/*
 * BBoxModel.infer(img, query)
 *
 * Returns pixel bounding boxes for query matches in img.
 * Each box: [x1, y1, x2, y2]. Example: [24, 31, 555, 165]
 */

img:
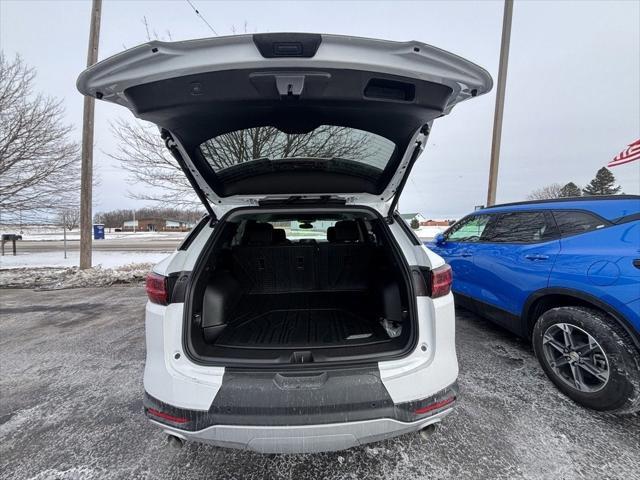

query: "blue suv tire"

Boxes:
[532, 306, 640, 414]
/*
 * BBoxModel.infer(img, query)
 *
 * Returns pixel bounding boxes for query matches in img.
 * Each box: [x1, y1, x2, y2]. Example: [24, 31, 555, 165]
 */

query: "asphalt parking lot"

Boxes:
[1, 286, 638, 480]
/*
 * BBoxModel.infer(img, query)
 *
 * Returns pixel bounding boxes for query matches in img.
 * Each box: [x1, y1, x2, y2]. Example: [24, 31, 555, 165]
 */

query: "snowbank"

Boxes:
[0, 263, 155, 289]
[0, 251, 172, 289]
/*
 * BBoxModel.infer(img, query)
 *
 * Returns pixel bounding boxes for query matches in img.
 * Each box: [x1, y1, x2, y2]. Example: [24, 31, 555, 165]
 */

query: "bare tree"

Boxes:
[58, 207, 81, 231]
[200, 125, 371, 170]
[108, 119, 199, 207]
[0, 54, 80, 223]
[527, 183, 563, 200]
[109, 120, 371, 208]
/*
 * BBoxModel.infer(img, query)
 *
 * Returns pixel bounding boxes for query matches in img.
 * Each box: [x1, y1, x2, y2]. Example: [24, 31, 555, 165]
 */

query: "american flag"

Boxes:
[608, 139, 640, 167]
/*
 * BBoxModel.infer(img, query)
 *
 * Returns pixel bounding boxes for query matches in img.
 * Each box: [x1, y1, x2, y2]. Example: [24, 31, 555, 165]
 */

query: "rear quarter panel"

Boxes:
[549, 220, 640, 332]
[379, 222, 457, 403]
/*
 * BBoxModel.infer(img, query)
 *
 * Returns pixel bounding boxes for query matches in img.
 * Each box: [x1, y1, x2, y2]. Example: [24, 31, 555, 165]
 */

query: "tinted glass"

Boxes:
[200, 126, 396, 173]
[446, 215, 491, 242]
[484, 212, 557, 243]
[268, 220, 337, 241]
[553, 211, 608, 236]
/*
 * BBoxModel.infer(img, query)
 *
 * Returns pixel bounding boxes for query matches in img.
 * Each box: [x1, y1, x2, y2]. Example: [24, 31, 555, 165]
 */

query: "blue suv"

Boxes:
[429, 195, 640, 413]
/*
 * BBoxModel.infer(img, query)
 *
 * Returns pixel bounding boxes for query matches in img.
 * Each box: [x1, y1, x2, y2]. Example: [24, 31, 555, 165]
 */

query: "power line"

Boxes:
[185, 0, 218, 36]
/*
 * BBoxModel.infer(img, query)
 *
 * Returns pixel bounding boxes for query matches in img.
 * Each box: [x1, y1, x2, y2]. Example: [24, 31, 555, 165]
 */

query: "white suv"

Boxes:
[78, 33, 491, 454]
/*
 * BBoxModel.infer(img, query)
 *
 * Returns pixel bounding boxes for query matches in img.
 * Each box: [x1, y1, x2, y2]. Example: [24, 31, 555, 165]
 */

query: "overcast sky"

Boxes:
[1, 0, 638, 218]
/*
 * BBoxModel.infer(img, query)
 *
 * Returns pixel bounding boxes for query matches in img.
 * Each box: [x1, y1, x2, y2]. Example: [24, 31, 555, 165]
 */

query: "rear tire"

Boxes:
[532, 306, 640, 414]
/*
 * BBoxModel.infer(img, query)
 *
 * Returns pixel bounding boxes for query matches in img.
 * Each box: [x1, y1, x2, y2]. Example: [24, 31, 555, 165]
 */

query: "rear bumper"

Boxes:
[144, 381, 457, 453]
[151, 407, 453, 454]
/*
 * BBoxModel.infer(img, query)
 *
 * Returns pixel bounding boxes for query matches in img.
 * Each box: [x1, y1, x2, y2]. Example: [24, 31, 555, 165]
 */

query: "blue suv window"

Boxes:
[483, 211, 558, 243]
[446, 214, 491, 242]
[552, 210, 609, 237]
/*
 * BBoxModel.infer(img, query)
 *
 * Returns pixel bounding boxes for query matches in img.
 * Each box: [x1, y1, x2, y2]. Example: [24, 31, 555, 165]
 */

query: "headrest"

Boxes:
[333, 220, 359, 242]
[244, 223, 273, 245]
[272, 228, 287, 244]
[326, 226, 336, 242]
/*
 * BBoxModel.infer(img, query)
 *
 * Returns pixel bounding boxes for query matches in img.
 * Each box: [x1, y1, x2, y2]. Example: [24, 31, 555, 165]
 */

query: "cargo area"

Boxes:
[184, 209, 416, 365]
[214, 292, 389, 349]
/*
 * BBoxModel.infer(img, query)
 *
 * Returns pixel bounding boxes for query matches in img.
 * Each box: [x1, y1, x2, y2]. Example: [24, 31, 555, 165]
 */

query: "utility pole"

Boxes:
[486, 0, 514, 207]
[79, 0, 102, 269]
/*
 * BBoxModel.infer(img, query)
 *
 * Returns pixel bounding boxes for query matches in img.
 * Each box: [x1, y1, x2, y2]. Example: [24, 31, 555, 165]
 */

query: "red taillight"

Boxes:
[146, 407, 188, 424]
[430, 264, 452, 298]
[414, 396, 456, 415]
[146, 272, 168, 305]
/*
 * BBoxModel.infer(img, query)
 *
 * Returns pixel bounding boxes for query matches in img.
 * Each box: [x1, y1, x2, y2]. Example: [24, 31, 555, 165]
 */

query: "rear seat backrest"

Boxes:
[244, 223, 274, 245]
[231, 220, 373, 294]
[272, 229, 290, 244]
[232, 222, 316, 293]
[332, 220, 361, 243]
[326, 226, 336, 242]
[319, 220, 373, 290]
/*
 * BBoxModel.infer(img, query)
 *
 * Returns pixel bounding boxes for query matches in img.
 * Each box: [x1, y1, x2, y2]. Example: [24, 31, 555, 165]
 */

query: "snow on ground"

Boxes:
[0, 251, 170, 269]
[415, 225, 446, 240]
[0, 264, 156, 289]
[0, 251, 172, 289]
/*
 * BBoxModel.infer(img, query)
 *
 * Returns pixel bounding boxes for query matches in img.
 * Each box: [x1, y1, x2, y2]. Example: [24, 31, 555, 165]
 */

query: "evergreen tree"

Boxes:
[582, 167, 621, 196]
[410, 218, 420, 229]
[558, 182, 582, 198]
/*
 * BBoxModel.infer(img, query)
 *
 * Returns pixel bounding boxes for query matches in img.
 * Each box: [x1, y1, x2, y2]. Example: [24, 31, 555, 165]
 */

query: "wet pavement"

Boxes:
[1, 286, 638, 480]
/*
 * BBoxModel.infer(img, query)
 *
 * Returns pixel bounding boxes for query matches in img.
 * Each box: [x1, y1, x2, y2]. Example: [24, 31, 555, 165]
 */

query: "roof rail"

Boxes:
[481, 194, 640, 210]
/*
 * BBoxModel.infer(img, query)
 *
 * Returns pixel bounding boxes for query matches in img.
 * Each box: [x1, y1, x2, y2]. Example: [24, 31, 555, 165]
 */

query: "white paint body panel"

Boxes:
[77, 34, 491, 112]
[378, 223, 456, 403]
[378, 295, 457, 403]
[144, 221, 226, 410]
[144, 302, 224, 411]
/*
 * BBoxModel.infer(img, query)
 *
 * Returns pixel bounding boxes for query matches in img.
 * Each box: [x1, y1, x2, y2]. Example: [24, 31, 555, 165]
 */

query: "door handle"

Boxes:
[525, 254, 549, 261]
[460, 252, 473, 257]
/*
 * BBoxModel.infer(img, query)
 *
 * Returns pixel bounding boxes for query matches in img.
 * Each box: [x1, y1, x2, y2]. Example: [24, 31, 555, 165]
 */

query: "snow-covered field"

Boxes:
[2, 228, 185, 242]
[0, 251, 170, 269]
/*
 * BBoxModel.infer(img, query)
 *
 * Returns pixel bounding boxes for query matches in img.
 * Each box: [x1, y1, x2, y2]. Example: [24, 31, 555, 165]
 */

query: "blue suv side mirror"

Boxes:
[435, 233, 446, 245]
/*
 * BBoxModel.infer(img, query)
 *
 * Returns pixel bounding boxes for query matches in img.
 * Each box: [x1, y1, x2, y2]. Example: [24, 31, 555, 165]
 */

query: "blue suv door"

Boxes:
[429, 214, 493, 297]
[468, 211, 561, 328]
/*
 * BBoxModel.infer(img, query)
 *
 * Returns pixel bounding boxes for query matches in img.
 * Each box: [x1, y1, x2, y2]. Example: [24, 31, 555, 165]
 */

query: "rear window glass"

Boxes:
[484, 212, 557, 243]
[268, 220, 337, 241]
[199, 126, 396, 173]
[553, 211, 609, 236]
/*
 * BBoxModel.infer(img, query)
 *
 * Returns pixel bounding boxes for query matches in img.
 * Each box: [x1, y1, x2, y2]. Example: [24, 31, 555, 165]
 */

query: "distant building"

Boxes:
[122, 218, 195, 232]
[399, 213, 454, 228]
[420, 219, 453, 227]
[399, 213, 427, 224]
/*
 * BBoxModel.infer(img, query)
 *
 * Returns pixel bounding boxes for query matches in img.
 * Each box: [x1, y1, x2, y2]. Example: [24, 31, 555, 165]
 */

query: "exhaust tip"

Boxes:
[167, 434, 184, 449]
[418, 423, 438, 440]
